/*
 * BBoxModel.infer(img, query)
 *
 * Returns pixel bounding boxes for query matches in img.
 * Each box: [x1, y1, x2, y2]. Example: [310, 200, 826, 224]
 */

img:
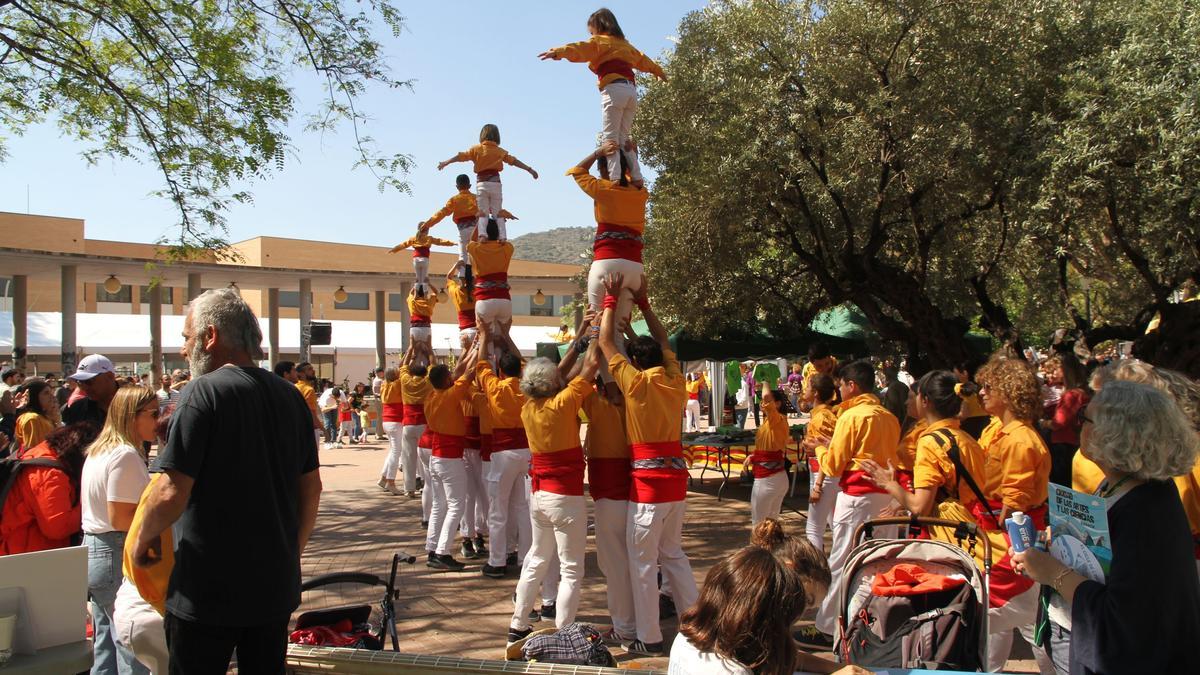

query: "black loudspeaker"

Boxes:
[307, 322, 332, 345]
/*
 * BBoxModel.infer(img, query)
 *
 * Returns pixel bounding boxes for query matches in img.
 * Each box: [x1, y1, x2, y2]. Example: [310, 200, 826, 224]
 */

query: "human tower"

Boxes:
[378, 7, 688, 657]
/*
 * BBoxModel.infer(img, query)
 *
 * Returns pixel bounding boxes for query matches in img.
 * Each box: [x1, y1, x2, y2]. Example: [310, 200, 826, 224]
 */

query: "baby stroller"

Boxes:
[835, 516, 991, 671]
[290, 552, 414, 652]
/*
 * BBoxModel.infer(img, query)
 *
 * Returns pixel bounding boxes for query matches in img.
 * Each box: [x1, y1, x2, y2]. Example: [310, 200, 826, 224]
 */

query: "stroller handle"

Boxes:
[853, 516, 993, 570]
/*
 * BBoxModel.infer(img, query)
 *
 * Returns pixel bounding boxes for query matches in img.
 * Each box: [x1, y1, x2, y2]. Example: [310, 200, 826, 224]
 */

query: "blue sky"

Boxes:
[0, 1, 706, 249]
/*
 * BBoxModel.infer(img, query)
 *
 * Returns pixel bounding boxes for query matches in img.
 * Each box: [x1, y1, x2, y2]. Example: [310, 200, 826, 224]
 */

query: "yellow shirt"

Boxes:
[896, 419, 929, 473]
[15, 412, 55, 450]
[1071, 450, 1105, 494]
[546, 34, 665, 89]
[426, 189, 479, 226]
[453, 140, 520, 175]
[394, 231, 456, 252]
[583, 390, 628, 460]
[913, 419, 988, 507]
[379, 379, 403, 405]
[122, 474, 173, 615]
[447, 278, 471, 313]
[295, 380, 319, 421]
[467, 240, 514, 277]
[959, 391, 987, 419]
[407, 292, 438, 319]
[755, 394, 789, 453]
[398, 366, 432, 405]
[820, 394, 901, 479]
[425, 375, 472, 437]
[473, 385, 493, 436]
[566, 166, 648, 230]
[980, 419, 1051, 512]
[608, 348, 686, 445]
[476, 362, 525, 430]
[1174, 457, 1200, 537]
[522, 377, 592, 455]
[805, 403, 838, 468]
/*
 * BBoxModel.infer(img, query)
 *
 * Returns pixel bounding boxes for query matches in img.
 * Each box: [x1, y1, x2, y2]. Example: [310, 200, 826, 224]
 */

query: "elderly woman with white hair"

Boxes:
[1014, 380, 1200, 675]
[505, 342, 602, 647]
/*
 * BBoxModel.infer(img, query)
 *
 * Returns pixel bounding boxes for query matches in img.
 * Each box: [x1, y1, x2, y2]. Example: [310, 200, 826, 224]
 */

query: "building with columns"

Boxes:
[0, 212, 583, 385]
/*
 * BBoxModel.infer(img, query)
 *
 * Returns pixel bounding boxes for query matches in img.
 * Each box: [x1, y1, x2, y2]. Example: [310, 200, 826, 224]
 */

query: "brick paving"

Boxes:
[298, 431, 1037, 672]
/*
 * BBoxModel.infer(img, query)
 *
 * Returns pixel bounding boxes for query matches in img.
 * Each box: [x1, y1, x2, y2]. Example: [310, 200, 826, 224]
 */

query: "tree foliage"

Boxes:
[0, 0, 410, 254]
[639, 0, 1200, 374]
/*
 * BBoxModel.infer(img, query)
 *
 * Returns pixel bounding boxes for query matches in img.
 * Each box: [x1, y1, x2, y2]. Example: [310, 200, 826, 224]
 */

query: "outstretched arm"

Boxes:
[388, 235, 416, 254]
[507, 155, 538, 180]
[446, 260, 463, 281]
[437, 152, 468, 171]
[633, 275, 669, 350]
[575, 339, 602, 383]
[558, 310, 596, 381]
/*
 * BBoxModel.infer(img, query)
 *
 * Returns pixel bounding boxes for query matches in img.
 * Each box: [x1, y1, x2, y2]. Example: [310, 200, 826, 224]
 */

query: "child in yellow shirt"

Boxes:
[388, 224, 455, 295]
[437, 124, 537, 243]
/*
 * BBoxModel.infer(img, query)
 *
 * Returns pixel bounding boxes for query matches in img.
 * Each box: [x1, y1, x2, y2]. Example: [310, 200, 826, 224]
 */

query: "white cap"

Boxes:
[68, 354, 115, 382]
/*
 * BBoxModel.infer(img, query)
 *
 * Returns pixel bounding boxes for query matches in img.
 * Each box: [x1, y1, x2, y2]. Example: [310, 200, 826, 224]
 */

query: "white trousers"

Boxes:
[815, 490, 892, 635]
[475, 298, 512, 332]
[486, 449, 532, 568]
[587, 257, 644, 382]
[511, 492, 587, 630]
[426, 456, 468, 555]
[988, 583, 1054, 673]
[418, 444, 433, 521]
[459, 449, 489, 537]
[381, 421, 404, 480]
[410, 326, 432, 349]
[114, 580, 167, 674]
[401, 424, 425, 494]
[750, 471, 788, 525]
[413, 256, 429, 288]
[595, 498, 636, 638]
[600, 81, 644, 182]
[458, 223, 475, 262]
[476, 180, 506, 240]
[805, 474, 841, 553]
[684, 399, 701, 432]
[628, 500, 699, 644]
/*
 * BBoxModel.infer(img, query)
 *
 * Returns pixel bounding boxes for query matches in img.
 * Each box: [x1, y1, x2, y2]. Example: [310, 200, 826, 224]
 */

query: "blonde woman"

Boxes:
[82, 386, 157, 675]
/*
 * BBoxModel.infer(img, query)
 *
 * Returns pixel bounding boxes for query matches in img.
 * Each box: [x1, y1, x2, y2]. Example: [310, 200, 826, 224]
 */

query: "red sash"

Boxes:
[382, 402, 404, 423]
[412, 246, 430, 258]
[402, 403, 426, 426]
[588, 456, 632, 501]
[594, 59, 636, 83]
[454, 215, 476, 226]
[431, 431, 465, 459]
[476, 169, 500, 182]
[896, 469, 914, 492]
[629, 440, 688, 503]
[474, 272, 511, 301]
[593, 223, 644, 262]
[464, 416, 481, 450]
[410, 316, 431, 328]
[418, 429, 432, 449]
[491, 426, 528, 451]
[480, 434, 493, 462]
[531, 447, 585, 496]
[457, 310, 476, 330]
[840, 468, 888, 496]
[751, 449, 785, 479]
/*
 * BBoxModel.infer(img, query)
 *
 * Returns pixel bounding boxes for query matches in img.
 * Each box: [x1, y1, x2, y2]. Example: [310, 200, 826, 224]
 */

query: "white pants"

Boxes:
[815, 491, 892, 635]
[475, 298, 512, 332]
[511, 492, 587, 630]
[595, 498, 636, 638]
[410, 326, 432, 349]
[988, 583, 1054, 673]
[805, 474, 841, 553]
[684, 400, 701, 431]
[458, 223, 475, 262]
[426, 456, 468, 555]
[587, 257, 644, 382]
[418, 444, 433, 521]
[600, 80, 644, 182]
[628, 500, 699, 644]
[114, 580, 167, 674]
[413, 256, 429, 288]
[750, 471, 788, 525]
[381, 421, 404, 480]
[476, 180, 506, 240]
[401, 424, 424, 493]
[459, 449, 489, 538]
[487, 449, 532, 568]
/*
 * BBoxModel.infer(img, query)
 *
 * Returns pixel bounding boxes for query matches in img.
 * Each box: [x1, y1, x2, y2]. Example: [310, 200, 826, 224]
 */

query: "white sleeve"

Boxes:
[106, 448, 151, 504]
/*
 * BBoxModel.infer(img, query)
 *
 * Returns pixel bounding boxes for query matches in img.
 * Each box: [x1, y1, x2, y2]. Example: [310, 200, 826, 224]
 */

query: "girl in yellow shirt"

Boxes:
[801, 373, 839, 553]
[15, 378, 60, 450]
[437, 124, 537, 243]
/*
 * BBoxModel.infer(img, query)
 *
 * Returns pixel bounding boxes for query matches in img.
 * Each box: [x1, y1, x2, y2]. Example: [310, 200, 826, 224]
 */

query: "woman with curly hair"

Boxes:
[976, 357, 1053, 673]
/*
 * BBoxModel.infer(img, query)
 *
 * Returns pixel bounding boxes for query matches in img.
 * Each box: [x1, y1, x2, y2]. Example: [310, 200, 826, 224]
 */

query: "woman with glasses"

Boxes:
[82, 386, 158, 674]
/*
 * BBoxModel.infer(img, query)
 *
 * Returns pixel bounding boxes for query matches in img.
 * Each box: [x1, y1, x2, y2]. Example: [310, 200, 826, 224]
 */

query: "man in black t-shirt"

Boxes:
[132, 289, 322, 674]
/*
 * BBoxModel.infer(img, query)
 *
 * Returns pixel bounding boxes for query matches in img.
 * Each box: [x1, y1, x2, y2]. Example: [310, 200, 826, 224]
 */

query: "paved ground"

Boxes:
[298, 430, 1039, 672]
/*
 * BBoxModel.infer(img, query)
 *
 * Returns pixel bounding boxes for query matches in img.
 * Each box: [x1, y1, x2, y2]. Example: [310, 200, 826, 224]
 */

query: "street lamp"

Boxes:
[103, 275, 122, 294]
[333, 286, 349, 303]
[534, 289, 546, 306]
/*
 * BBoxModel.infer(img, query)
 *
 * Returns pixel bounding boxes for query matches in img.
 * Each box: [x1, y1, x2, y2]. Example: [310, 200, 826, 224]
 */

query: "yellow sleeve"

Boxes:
[567, 166, 602, 199]
[821, 412, 859, 477]
[425, 199, 455, 226]
[502, 151, 519, 166]
[430, 236, 457, 246]
[553, 376, 593, 413]
[453, 148, 473, 162]
[498, 208, 516, 220]
[1174, 459, 1200, 536]
[549, 39, 604, 63]
[662, 348, 682, 379]
[16, 414, 48, 449]
[608, 353, 640, 396]
[631, 49, 665, 79]
[997, 440, 1044, 511]
[912, 435, 950, 491]
[395, 236, 417, 250]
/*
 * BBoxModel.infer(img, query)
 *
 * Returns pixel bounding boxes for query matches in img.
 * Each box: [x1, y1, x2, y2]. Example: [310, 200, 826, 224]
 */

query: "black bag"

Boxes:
[844, 579, 982, 670]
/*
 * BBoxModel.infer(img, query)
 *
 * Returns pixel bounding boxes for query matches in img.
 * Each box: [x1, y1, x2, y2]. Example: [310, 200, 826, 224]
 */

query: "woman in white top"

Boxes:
[82, 386, 157, 675]
[668, 518, 870, 675]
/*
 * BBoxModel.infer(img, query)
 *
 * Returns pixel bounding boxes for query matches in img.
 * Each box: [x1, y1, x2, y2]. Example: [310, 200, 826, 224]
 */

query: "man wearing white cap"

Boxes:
[63, 354, 120, 428]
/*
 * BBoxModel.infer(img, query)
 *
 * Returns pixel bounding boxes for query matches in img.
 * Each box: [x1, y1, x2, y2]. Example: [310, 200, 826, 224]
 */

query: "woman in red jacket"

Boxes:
[0, 422, 97, 555]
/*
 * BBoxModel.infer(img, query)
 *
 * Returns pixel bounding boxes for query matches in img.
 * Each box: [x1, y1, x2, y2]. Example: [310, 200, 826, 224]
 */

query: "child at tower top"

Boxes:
[388, 223, 456, 295]
[540, 8, 667, 187]
[437, 124, 537, 245]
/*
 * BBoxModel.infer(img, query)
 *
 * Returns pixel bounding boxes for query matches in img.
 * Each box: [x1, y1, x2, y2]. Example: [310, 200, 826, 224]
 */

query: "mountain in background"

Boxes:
[511, 226, 592, 266]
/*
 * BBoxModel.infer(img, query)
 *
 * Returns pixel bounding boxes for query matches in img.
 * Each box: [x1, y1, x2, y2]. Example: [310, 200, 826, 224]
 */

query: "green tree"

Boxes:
[0, 0, 409, 254]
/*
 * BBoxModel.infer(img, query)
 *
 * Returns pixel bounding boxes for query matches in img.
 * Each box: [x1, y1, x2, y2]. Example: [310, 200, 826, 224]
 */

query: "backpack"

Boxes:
[844, 574, 982, 670]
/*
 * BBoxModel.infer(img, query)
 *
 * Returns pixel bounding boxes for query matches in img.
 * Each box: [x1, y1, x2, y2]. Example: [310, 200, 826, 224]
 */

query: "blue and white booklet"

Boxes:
[1047, 482, 1112, 583]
